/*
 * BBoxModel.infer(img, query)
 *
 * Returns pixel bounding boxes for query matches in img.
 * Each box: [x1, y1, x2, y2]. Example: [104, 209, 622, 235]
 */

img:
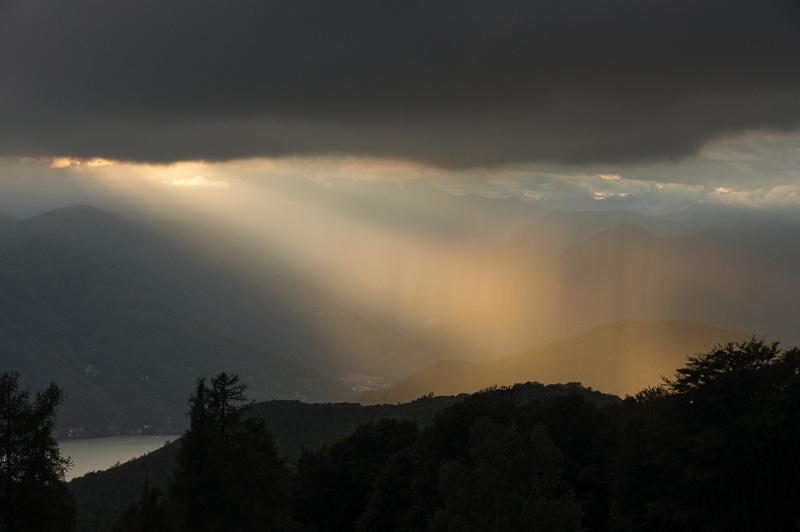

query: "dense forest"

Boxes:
[72, 382, 614, 531]
[3, 339, 800, 531]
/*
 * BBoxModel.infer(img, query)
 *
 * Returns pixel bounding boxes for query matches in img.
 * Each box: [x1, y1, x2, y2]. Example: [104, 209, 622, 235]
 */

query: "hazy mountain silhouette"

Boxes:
[4, 201, 800, 435]
[1, 200, 541, 435]
[506, 209, 677, 258]
[0, 205, 429, 435]
[0, 211, 16, 229]
[365, 320, 748, 402]
[536, 216, 800, 343]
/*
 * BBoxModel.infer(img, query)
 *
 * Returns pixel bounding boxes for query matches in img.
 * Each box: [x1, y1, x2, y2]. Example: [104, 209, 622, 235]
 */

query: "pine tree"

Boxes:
[170, 374, 288, 532]
[112, 469, 170, 532]
[0, 372, 75, 532]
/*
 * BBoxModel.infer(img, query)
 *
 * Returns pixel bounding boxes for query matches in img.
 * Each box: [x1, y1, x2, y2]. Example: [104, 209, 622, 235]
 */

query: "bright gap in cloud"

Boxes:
[169, 175, 231, 189]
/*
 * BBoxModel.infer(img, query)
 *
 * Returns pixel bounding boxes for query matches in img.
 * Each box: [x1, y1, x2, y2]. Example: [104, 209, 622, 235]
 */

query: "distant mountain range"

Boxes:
[518, 212, 800, 345]
[506, 209, 679, 258]
[3, 198, 800, 436]
[0, 205, 438, 436]
[364, 320, 749, 403]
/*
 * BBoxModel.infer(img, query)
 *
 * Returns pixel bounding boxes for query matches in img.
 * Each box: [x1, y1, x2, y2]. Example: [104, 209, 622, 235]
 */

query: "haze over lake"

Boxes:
[60, 436, 178, 480]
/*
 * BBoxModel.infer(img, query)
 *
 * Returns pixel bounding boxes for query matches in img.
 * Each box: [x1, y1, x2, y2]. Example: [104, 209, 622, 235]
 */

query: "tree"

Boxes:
[430, 418, 582, 532]
[105, 346, 800, 532]
[0, 372, 75, 532]
[170, 373, 288, 532]
[611, 340, 800, 531]
[292, 419, 418, 531]
[357, 387, 594, 532]
[112, 472, 170, 532]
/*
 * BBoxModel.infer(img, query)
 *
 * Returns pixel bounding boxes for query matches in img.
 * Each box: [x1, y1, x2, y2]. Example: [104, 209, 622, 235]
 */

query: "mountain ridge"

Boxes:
[0, 206, 372, 435]
[364, 320, 749, 403]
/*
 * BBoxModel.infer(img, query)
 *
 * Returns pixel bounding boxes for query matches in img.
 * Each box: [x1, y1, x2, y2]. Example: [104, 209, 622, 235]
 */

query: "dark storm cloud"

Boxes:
[1, 0, 799, 167]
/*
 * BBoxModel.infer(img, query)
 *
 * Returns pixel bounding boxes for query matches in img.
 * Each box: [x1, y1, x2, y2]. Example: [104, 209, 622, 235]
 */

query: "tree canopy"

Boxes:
[0, 372, 75, 532]
[109, 339, 800, 531]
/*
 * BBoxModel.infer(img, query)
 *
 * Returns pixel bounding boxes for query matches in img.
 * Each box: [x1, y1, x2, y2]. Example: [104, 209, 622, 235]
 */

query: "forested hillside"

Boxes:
[70, 382, 614, 531]
[104, 340, 799, 532]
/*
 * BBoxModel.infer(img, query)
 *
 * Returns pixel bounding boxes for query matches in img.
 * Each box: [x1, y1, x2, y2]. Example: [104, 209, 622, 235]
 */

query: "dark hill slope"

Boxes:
[0, 206, 385, 434]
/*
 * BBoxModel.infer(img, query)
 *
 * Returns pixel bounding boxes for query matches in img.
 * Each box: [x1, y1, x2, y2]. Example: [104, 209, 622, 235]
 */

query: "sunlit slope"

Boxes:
[365, 320, 749, 402]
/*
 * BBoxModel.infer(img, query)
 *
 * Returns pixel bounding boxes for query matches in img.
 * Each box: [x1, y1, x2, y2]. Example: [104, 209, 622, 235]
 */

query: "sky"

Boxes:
[2, 131, 800, 218]
[2, 0, 800, 376]
[1, 0, 800, 214]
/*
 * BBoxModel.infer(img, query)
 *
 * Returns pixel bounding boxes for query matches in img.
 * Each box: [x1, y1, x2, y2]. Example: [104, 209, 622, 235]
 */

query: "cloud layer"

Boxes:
[2, 0, 800, 167]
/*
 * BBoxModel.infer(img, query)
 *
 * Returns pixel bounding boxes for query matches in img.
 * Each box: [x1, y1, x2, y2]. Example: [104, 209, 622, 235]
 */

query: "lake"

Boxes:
[60, 435, 179, 480]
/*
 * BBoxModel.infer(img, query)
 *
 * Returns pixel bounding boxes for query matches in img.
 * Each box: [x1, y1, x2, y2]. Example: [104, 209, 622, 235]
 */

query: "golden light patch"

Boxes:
[50, 157, 116, 168]
[85, 158, 116, 167]
[50, 157, 81, 168]
[169, 176, 231, 189]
